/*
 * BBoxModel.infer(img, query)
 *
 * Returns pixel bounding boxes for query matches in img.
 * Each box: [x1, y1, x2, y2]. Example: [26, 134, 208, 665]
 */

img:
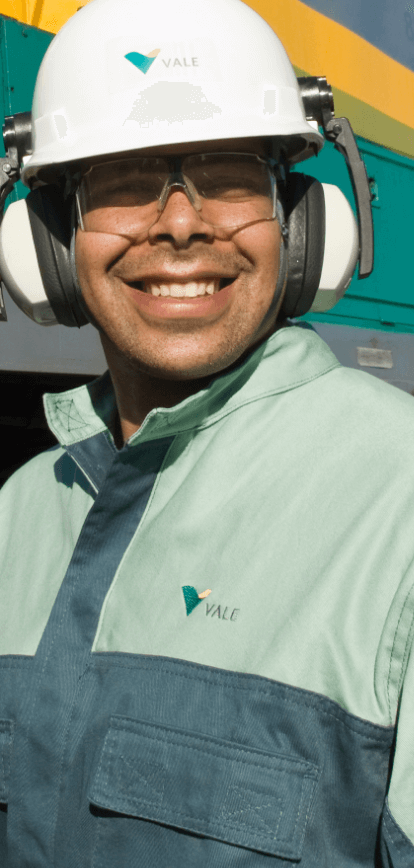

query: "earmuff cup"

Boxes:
[26, 187, 88, 328]
[281, 174, 326, 319]
[0, 174, 343, 327]
[24, 177, 327, 326]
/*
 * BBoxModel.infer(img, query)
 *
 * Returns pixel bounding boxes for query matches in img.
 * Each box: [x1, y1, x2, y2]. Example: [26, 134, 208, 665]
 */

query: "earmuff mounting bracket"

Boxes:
[0, 112, 32, 320]
[298, 76, 374, 279]
[0, 155, 19, 320]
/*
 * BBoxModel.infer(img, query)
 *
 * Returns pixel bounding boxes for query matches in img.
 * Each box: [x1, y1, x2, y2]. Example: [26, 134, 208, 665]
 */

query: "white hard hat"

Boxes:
[23, 0, 323, 184]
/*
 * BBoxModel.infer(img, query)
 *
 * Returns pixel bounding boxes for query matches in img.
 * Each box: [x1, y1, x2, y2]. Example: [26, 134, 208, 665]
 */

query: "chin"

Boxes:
[114, 337, 246, 381]
[133, 354, 231, 382]
[100, 323, 268, 384]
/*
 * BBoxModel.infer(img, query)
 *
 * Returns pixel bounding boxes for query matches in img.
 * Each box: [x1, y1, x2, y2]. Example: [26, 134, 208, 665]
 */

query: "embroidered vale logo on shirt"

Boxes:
[182, 587, 240, 621]
[182, 586, 211, 615]
[205, 602, 240, 621]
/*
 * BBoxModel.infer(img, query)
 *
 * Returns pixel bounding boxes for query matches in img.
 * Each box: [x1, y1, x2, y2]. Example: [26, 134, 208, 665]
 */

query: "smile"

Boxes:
[127, 277, 234, 298]
[123, 274, 236, 319]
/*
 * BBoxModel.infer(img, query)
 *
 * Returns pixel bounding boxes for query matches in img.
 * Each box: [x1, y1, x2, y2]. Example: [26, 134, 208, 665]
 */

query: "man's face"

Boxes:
[75, 138, 284, 381]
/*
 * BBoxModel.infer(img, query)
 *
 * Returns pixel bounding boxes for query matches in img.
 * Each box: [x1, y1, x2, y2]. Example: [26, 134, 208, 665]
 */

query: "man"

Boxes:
[0, 0, 413, 865]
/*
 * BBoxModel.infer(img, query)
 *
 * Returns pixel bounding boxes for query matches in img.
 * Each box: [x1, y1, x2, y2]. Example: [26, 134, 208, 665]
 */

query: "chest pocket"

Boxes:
[89, 716, 319, 864]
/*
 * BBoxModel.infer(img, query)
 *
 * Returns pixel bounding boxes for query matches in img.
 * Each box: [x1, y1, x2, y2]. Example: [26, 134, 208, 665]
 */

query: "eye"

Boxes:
[184, 156, 271, 201]
[84, 159, 169, 209]
[86, 176, 165, 209]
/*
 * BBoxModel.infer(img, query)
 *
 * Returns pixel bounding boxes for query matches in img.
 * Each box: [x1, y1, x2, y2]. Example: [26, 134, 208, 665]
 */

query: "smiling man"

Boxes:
[1, 0, 414, 866]
[75, 139, 283, 440]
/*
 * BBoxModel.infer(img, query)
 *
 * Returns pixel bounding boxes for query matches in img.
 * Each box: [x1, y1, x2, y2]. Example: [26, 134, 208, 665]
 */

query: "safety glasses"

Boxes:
[76, 152, 278, 240]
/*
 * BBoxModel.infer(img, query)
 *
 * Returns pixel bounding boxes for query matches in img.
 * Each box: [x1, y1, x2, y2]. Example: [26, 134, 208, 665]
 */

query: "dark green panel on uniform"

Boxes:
[0, 15, 53, 204]
[294, 136, 414, 330]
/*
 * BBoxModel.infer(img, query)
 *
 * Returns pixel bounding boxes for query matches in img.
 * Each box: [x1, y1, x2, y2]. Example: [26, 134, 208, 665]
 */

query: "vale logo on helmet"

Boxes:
[125, 49, 160, 74]
[124, 49, 199, 74]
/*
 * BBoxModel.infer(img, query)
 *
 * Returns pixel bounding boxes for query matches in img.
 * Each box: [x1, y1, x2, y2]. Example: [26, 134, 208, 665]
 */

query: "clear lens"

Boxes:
[77, 153, 277, 238]
[183, 154, 273, 201]
[77, 157, 168, 236]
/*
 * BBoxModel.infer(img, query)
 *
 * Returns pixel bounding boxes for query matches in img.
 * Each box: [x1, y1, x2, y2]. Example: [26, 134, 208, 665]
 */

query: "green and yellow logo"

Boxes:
[182, 586, 211, 616]
[125, 49, 160, 74]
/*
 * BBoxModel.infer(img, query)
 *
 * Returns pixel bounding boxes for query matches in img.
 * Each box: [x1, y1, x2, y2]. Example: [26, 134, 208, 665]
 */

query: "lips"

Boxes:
[122, 274, 237, 318]
[124, 276, 235, 297]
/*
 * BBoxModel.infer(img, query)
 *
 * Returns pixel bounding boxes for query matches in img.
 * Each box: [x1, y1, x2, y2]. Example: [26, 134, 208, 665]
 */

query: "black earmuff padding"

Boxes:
[281, 174, 326, 319]
[26, 187, 89, 327]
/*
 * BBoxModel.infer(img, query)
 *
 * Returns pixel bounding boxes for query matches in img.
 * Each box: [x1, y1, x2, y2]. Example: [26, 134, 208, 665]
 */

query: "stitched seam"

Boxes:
[91, 437, 176, 652]
[93, 787, 305, 850]
[221, 786, 282, 836]
[94, 730, 315, 849]
[386, 579, 414, 724]
[94, 803, 299, 850]
[3, 727, 12, 801]
[0, 736, 6, 799]
[51, 445, 173, 859]
[116, 754, 165, 805]
[383, 812, 411, 866]
[397, 608, 414, 701]
[33, 510, 104, 862]
[65, 451, 99, 494]
[46, 440, 173, 860]
[53, 420, 107, 447]
[162, 364, 340, 435]
[70, 453, 101, 492]
[290, 771, 309, 850]
[101, 726, 317, 774]
[88, 660, 393, 742]
[0, 659, 34, 667]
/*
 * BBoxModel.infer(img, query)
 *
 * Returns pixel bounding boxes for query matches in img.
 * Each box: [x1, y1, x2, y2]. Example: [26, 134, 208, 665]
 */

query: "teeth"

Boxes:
[186, 283, 199, 297]
[146, 279, 220, 297]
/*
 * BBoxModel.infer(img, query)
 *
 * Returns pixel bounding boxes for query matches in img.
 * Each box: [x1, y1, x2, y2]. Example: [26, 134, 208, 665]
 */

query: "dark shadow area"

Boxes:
[0, 371, 96, 487]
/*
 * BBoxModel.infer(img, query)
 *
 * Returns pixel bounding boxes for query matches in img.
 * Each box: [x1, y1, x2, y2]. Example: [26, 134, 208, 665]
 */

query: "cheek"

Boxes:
[238, 225, 284, 341]
[237, 223, 281, 312]
[257, 225, 281, 279]
[238, 220, 280, 274]
[75, 231, 131, 303]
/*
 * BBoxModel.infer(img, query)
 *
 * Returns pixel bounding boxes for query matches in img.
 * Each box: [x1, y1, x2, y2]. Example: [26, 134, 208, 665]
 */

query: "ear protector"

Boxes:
[0, 172, 360, 327]
[0, 76, 373, 327]
[0, 186, 88, 327]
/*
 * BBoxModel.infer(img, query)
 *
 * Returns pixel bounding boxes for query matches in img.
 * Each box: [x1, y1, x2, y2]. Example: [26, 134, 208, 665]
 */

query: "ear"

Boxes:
[0, 187, 89, 327]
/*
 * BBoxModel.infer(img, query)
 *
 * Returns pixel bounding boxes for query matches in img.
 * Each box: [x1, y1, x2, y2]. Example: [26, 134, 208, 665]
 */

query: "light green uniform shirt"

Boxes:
[1, 324, 414, 853]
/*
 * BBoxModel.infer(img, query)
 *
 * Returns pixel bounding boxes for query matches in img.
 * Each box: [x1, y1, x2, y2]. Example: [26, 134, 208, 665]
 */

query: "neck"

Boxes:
[101, 323, 282, 446]
[102, 339, 212, 447]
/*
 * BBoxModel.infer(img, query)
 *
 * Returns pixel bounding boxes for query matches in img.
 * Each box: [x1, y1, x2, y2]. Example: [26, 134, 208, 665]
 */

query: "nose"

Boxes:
[147, 185, 215, 247]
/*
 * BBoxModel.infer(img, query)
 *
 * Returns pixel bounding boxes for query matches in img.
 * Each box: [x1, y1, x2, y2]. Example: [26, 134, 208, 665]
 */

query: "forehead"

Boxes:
[130, 137, 270, 159]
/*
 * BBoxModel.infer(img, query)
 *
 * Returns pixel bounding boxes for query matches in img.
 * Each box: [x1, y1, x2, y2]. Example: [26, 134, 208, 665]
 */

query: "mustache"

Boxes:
[110, 246, 251, 280]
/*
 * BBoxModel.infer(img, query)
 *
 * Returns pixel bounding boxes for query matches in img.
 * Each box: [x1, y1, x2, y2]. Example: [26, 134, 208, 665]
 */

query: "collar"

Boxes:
[43, 325, 340, 448]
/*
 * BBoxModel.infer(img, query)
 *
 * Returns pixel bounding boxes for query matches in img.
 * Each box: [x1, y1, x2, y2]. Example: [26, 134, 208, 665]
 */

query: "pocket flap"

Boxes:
[89, 716, 319, 860]
[0, 720, 14, 802]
